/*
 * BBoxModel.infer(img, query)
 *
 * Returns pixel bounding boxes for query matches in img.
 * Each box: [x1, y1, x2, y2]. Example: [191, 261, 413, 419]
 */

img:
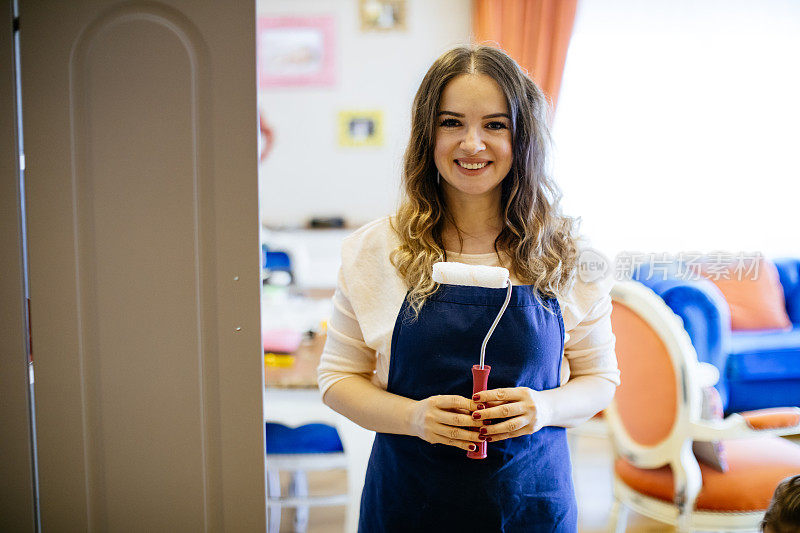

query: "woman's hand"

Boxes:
[470, 387, 553, 443]
[410, 395, 485, 452]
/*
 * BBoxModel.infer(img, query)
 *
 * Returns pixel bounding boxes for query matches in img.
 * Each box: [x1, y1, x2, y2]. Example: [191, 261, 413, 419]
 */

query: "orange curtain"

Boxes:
[472, 0, 579, 111]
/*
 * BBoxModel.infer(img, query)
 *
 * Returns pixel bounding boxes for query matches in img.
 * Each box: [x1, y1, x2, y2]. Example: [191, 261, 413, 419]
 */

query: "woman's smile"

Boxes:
[455, 159, 492, 173]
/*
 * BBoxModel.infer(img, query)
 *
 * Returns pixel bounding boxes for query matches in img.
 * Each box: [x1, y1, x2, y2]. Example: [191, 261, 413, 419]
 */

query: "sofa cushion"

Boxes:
[701, 258, 792, 331]
[726, 379, 800, 414]
[726, 327, 800, 381]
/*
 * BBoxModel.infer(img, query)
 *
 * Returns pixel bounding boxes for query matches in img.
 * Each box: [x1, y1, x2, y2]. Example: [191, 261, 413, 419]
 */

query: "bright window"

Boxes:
[552, 0, 800, 259]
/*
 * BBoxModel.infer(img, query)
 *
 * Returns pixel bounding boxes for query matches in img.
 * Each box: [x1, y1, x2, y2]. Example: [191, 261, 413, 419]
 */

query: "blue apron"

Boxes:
[358, 283, 577, 532]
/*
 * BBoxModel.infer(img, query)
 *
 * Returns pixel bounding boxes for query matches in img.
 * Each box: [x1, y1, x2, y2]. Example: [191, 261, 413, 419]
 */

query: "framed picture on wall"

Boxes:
[338, 110, 384, 147]
[359, 0, 407, 32]
[257, 16, 336, 88]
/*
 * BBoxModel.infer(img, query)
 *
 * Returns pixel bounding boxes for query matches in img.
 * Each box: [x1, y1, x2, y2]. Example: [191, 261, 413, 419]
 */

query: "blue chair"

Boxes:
[262, 244, 294, 285]
[632, 258, 800, 414]
[265, 422, 347, 533]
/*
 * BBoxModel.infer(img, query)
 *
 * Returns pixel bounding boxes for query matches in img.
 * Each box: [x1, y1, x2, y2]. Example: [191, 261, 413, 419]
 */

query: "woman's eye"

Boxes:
[487, 121, 508, 130]
[439, 118, 460, 127]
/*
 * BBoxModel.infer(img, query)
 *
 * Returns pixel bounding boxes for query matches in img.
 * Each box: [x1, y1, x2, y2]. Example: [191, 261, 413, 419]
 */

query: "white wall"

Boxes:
[257, 0, 472, 228]
[552, 0, 800, 261]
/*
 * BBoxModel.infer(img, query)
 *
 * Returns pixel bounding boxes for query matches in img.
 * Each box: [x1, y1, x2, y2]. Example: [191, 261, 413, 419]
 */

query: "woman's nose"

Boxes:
[460, 127, 485, 153]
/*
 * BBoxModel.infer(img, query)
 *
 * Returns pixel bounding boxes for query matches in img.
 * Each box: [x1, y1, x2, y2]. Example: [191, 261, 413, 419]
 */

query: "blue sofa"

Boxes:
[632, 258, 800, 415]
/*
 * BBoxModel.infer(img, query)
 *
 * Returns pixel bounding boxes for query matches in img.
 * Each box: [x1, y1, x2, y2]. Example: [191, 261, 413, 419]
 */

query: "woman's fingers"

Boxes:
[433, 395, 483, 427]
[432, 394, 501, 413]
[437, 436, 480, 452]
[480, 421, 532, 443]
[416, 394, 536, 450]
[432, 422, 482, 445]
[434, 394, 478, 412]
[480, 412, 533, 437]
[415, 389, 542, 446]
[413, 395, 487, 450]
[472, 387, 524, 404]
[472, 400, 528, 422]
[438, 408, 483, 428]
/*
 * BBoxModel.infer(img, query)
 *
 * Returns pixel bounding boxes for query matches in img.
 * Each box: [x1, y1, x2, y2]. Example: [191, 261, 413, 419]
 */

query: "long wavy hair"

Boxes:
[390, 44, 581, 318]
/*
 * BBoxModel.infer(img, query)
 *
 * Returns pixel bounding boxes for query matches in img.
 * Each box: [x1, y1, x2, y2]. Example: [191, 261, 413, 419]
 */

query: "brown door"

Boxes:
[19, 1, 265, 530]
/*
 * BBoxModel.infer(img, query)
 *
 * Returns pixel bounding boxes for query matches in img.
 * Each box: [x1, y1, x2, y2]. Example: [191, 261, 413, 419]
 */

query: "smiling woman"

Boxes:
[393, 45, 575, 316]
[435, 74, 513, 199]
[318, 44, 619, 532]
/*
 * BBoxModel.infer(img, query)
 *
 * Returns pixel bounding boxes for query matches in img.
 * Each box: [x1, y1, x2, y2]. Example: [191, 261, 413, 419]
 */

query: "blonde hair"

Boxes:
[390, 44, 580, 318]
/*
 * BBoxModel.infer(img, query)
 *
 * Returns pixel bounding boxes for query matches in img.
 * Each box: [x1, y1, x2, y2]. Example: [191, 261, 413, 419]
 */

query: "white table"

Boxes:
[264, 387, 374, 533]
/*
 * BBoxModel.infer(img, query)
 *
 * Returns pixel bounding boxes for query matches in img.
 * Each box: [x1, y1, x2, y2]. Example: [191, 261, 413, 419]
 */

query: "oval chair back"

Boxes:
[606, 281, 705, 469]
[612, 300, 678, 446]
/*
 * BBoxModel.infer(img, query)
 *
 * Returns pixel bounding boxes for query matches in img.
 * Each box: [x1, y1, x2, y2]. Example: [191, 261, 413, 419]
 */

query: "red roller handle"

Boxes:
[467, 365, 491, 459]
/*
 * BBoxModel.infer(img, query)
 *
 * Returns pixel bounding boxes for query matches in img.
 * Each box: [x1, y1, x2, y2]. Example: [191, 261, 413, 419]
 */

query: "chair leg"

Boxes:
[267, 469, 282, 533]
[290, 470, 309, 533]
[608, 499, 629, 533]
[676, 511, 693, 533]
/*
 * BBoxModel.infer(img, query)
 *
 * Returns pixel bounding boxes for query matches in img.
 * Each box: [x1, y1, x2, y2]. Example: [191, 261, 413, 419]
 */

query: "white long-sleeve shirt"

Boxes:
[317, 216, 620, 399]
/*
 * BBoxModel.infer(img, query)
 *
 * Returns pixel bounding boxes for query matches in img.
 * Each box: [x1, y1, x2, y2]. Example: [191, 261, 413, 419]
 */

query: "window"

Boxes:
[552, 0, 800, 258]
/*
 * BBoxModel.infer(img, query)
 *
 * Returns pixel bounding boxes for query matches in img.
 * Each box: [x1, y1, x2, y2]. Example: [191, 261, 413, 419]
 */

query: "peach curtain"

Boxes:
[472, 0, 579, 110]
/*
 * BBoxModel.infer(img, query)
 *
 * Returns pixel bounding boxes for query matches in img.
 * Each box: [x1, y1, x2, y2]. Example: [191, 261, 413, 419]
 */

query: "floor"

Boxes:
[271, 429, 676, 532]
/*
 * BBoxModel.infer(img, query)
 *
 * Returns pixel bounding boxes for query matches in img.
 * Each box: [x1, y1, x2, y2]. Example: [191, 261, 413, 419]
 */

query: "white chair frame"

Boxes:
[264, 387, 375, 533]
[606, 281, 800, 532]
[265, 452, 349, 533]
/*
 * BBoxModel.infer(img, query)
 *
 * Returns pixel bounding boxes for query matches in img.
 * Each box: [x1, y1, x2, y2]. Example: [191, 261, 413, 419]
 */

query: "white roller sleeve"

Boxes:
[432, 261, 510, 289]
[432, 261, 512, 368]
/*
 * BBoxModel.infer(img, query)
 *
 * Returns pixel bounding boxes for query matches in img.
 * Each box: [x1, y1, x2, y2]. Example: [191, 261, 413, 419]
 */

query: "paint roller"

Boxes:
[432, 262, 513, 459]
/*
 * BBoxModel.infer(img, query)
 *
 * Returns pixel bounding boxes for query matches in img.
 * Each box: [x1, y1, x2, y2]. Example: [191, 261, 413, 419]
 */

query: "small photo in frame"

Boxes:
[338, 110, 384, 147]
[359, 0, 407, 32]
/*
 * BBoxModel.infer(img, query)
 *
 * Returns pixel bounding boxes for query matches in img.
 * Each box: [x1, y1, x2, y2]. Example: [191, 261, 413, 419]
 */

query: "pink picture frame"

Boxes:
[257, 16, 336, 88]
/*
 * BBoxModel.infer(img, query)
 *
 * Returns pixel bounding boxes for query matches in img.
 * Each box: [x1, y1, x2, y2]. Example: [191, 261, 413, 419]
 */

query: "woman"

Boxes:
[317, 45, 619, 532]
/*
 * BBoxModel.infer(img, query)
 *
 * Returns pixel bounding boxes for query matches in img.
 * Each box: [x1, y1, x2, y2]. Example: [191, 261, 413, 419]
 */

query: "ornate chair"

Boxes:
[607, 281, 800, 531]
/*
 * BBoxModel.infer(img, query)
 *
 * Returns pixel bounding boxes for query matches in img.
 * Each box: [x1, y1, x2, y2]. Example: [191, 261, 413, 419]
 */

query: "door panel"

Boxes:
[21, 1, 265, 530]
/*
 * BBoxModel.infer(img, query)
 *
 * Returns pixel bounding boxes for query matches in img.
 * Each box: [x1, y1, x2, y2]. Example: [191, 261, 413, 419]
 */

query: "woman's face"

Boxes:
[434, 73, 513, 200]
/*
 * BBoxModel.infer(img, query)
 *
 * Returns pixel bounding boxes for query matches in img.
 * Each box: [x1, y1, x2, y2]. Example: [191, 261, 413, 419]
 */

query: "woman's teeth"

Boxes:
[457, 161, 489, 170]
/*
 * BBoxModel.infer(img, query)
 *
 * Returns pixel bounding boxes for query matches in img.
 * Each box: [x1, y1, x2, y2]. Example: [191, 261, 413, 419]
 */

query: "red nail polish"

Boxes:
[472, 394, 480, 401]
[472, 412, 481, 420]
[478, 435, 486, 441]
[486, 437, 492, 442]
[477, 403, 486, 410]
[468, 444, 476, 451]
[479, 427, 487, 435]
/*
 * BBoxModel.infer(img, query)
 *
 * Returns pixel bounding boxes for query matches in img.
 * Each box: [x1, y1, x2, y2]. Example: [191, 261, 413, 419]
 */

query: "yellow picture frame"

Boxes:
[338, 110, 384, 147]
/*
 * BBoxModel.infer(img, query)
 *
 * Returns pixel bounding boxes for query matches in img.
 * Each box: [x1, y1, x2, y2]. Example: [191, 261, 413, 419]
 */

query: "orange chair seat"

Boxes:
[740, 408, 800, 430]
[615, 436, 800, 511]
